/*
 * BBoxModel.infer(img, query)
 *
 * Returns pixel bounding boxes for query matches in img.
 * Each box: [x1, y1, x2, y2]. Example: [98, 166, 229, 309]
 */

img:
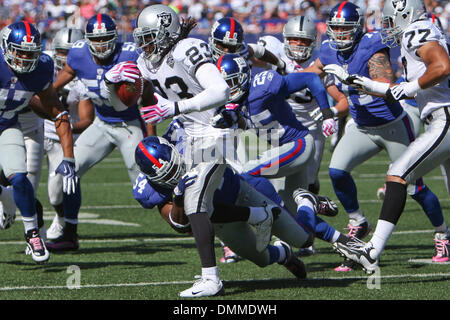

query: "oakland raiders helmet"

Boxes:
[134, 136, 184, 189]
[133, 4, 181, 63]
[381, 0, 427, 47]
[1, 21, 42, 73]
[52, 28, 84, 70]
[283, 16, 317, 61]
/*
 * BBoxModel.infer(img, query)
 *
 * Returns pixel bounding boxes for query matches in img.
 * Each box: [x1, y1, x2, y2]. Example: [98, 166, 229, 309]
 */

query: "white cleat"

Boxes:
[179, 278, 225, 298]
[46, 214, 65, 240]
[25, 229, 50, 264]
[333, 238, 379, 274]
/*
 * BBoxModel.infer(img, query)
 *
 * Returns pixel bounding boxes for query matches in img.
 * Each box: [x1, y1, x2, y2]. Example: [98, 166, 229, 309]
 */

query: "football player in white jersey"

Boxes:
[333, 0, 450, 272]
[43, 28, 95, 241]
[268, 16, 348, 195]
[134, 4, 274, 298]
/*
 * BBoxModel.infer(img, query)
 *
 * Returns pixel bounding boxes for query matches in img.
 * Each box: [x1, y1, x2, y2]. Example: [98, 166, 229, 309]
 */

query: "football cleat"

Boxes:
[275, 240, 307, 279]
[219, 245, 242, 264]
[25, 229, 50, 264]
[432, 232, 450, 262]
[46, 226, 79, 252]
[377, 184, 386, 200]
[252, 204, 276, 252]
[293, 188, 339, 217]
[333, 238, 379, 274]
[0, 186, 16, 229]
[345, 217, 372, 239]
[334, 259, 356, 272]
[179, 278, 225, 298]
[297, 245, 315, 257]
[46, 214, 65, 240]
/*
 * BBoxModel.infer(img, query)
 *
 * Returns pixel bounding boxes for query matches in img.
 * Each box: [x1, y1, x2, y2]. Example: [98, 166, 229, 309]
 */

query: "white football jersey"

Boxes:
[44, 79, 87, 141]
[256, 35, 334, 127]
[138, 38, 224, 138]
[400, 20, 450, 120]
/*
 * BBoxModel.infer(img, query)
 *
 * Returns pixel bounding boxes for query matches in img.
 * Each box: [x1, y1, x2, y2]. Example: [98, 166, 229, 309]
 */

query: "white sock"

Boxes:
[348, 209, 365, 222]
[22, 215, 38, 233]
[64, 218, 78, 225]
[202, 266, 220, 282]
[297, 198, 314, 212]
[370, 220, 396, 257]
[434, 223, 448, 234]
[247, 207, 267, 225]
[331, 230, 341, 243]
[275, 244, 287, 263]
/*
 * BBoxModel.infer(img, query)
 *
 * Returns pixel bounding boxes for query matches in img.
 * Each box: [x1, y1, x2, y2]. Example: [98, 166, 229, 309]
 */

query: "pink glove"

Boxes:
[322, 118, 337, 138]
[140, 93, 177, 124]
[105, 61, 141, 84]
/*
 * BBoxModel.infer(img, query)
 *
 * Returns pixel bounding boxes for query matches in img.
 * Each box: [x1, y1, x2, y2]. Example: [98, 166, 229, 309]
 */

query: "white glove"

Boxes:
[351, 75, 391, 94]
[322, 118, 338, 137]
[386, 80, 420, 103]
[140, 92, 177, 124]
[323, 64, 351, 84]
[105, 61, 141, 84]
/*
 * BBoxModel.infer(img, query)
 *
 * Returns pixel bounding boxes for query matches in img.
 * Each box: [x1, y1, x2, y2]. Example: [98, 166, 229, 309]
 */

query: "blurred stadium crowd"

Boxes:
[0, 0, 448, 51]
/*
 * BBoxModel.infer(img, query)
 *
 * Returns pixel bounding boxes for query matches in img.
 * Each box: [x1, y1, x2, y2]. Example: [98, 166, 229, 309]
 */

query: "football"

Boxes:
[115, 70, 143, 107]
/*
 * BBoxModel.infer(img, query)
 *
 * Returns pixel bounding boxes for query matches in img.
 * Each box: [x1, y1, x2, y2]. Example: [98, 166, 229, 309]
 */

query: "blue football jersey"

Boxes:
[67, 40, 140, 123]
[319, 32, 403, 126]
[245, 70, 309, 145]
[0, 51, 54, 130]
[132, 173, 172, 209]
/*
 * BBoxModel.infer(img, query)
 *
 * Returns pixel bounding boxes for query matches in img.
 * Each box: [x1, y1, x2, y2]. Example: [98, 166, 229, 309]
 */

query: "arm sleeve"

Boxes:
[177, 62, 230, 114]
[283, 72, 330, 110]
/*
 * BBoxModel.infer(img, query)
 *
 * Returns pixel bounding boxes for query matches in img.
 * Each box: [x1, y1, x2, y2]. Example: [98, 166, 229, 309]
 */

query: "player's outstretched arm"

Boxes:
[72, 98, 95, 134]
[301, 58, 326, 77]
[53, 63, 77, 92]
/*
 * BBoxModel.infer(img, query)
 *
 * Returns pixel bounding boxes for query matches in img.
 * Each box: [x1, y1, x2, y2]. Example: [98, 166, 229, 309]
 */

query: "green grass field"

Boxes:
[0, 123, 449, 304]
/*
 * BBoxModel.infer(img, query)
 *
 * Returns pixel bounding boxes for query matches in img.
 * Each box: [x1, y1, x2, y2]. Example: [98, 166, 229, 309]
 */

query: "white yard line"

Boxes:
[0, 272, 449, 291]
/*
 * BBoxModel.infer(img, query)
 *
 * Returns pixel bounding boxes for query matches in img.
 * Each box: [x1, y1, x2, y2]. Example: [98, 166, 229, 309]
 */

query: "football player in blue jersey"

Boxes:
[132, 136, 349, 288]
[331, 0, 450, 271]
[209, 17, 287, 72]
[216, 54, 337, 214]
[0, 21, 77, 263]
[47, 13, 150, 251]
[303, 1, 447, 271]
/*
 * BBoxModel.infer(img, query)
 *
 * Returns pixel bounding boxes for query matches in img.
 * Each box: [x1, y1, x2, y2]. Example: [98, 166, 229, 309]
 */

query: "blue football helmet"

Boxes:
[326, 1, 364, 52]
[209, 17, 244, 60]
[216, 53, 251, 103]
[134, 136, 184, 189]
[85, 13, 118, 60]
[1, 21, 42, 73]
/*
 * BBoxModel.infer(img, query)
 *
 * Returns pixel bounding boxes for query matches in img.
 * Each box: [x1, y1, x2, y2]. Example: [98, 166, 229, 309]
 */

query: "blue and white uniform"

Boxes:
[133, 167, 311, 266]
[241, 69, 331, 212]
[66, 40, 146, 181]
[0, 50, 53, 226]
[320, 31, 441, 221]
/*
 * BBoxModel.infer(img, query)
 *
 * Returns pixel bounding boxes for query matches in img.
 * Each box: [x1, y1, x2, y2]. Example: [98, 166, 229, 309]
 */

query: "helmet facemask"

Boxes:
[284, 37, 315, 61]
[4, 43, 41, 73]
[145, 145, 185, 189]
[85, 32, 118, 60]
[326, 22, 361, 51]
[133, 25, 178, 63]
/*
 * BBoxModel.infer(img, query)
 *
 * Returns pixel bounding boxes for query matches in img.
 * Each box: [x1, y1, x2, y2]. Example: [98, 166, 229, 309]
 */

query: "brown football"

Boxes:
[115, 63, 143, 107]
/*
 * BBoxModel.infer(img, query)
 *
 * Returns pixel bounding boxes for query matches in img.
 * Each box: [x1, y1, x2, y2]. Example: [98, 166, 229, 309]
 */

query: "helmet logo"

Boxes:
[92, 22, 107, 34]
[21, 35, 36, 47]
[157, 12, 172, 28]
[392, 0, 407, 12]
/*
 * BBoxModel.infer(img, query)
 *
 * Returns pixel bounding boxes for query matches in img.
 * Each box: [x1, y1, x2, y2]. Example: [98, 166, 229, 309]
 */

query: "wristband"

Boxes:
[169, 211, 191, 229]
[404, 79, 421, 96]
